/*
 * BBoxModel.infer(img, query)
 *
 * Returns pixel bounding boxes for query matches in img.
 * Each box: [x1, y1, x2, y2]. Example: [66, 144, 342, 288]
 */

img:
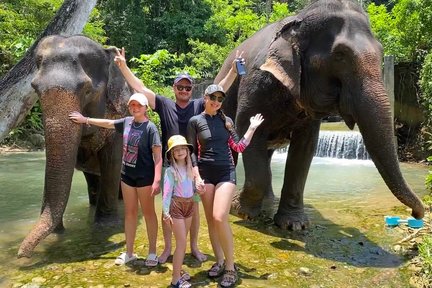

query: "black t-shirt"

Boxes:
[114, 118, 161, 178]
[154, 95, 204, 156]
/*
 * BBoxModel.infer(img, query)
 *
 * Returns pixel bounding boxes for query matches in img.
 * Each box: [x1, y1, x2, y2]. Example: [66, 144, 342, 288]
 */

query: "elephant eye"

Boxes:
[333, 51, 345, 61]
[35, 55, 43, 68]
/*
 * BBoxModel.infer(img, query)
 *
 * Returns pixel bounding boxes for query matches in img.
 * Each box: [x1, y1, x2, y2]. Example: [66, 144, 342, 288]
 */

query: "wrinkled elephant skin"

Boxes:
[215, 0, 425, 229]
[18, 35, 131, 258]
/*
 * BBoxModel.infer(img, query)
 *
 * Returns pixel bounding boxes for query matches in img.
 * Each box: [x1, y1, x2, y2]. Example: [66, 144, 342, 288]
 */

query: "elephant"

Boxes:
[214, 0, 425, 230]
[18, 35, 131, 258]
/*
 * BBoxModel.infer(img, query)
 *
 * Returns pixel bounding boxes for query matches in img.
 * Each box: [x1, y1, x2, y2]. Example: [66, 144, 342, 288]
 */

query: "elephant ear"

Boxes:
[105, 47, 131, 116]
[260, 17, 302, 101]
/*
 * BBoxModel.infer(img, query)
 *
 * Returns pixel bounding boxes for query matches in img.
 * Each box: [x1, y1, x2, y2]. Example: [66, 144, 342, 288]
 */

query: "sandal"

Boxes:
[114, 252, 137, 265]
[208, 262, 225, 278]
[145, 253, 158, 267]
[170, 277, 191, 288]
[220, 269, 238, 288]
[180, 270, 191, 281]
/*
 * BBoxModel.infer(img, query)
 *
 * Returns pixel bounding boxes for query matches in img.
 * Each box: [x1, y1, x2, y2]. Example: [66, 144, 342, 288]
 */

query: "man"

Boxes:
[114, 47, 243, 263]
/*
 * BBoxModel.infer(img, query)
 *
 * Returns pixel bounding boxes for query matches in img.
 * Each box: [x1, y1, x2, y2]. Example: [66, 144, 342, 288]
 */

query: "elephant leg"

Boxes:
[94, 135, 122, 224]
[274, 120, 320, 230]
[83, 171, 100, 206]
[235, 137, 273, 219]
[262, 149, 276, 214]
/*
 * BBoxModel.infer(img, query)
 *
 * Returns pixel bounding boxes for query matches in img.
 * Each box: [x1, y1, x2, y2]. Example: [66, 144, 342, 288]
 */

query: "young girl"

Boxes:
[162, 135, 198, 288]
[187, 84, 264, 287]
[68, 93, 162, 267]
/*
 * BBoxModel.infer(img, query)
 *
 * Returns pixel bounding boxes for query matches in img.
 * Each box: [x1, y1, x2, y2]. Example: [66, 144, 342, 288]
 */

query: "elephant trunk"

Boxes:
[18, 88, 81, 258]
[353, 80, 424, 219]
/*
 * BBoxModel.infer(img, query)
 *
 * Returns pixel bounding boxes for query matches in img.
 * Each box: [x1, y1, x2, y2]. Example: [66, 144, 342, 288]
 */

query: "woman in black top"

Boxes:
[187, 84, 263, 287]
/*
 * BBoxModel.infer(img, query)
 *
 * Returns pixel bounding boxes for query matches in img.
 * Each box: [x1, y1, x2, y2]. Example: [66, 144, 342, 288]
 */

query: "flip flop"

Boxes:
[114, 252, 137, 265]
[145, 253, 158, 267]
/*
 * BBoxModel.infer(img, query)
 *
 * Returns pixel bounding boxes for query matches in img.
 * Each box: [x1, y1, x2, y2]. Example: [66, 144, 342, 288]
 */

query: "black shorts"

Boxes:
[199, 164, 236, 186]
[121, 173, 153, 188]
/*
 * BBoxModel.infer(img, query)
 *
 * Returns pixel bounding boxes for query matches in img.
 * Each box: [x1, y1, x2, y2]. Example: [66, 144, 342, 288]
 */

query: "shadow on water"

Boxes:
[0, 152, 125, 271]
[232, 202, 402, 270]
[6, 206, 125, 270]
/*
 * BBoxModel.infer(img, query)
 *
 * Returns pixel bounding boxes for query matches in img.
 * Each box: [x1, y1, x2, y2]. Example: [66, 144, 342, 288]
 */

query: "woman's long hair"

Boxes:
[218, 109, 235, 133]
[169, 147, 194, 182]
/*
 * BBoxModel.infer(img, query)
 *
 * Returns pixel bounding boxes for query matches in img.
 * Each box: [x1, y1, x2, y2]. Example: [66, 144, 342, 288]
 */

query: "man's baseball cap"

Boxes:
[127, 93, 148, 106]
[173, 72, 194, 84]
[204, 84, 226, 98]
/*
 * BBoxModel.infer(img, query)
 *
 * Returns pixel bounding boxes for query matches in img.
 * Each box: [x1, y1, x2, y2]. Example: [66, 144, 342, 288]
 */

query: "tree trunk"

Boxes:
[0, 0, 97, 141]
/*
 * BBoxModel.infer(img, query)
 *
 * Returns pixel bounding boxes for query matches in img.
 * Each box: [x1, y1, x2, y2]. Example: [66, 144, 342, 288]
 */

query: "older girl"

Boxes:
[69, 93, 162, 267]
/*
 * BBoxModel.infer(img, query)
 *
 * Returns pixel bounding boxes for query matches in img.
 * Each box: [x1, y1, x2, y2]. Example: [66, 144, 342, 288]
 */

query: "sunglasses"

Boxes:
[208, 94, 225, 103]
[176, 85, 192, 92]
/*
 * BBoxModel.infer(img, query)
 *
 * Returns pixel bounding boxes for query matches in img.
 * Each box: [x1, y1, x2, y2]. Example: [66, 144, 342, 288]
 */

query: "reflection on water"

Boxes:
[0, 151, 428, 274]
[238, 151, 428, 208]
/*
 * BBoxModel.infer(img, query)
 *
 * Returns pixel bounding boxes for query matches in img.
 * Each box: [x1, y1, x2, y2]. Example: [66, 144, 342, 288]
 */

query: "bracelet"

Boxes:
[86, 117, 91, 127]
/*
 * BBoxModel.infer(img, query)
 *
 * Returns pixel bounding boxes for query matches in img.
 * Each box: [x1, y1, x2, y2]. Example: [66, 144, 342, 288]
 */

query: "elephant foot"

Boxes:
[274, 211, 310, 231]
[95, 212, 121, 226]
[231, 192, 264, 220]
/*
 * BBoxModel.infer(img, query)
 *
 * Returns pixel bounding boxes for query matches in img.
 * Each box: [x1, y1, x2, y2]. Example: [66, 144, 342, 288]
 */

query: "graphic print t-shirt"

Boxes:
[114, 118, 161, 178]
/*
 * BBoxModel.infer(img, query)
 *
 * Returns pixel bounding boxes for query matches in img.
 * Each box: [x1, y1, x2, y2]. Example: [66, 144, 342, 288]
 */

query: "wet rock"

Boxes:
[267, 273, 278, 279]
[63, 267, 73, 273]
[407, 263, 422, 273]
[31, 277, 46, 284]
[299, 267, 312, 276]
[265, 257, 280, 264]
[283, 269, 292, 276]
[393, 245, 402, 252]
[21, 284, 40, 288]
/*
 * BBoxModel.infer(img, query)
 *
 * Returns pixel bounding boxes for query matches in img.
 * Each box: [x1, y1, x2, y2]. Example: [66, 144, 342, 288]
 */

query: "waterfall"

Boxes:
[315, 131, 370, 160]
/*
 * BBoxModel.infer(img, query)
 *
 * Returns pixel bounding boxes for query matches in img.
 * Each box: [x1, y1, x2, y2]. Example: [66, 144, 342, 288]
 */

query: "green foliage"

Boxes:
[418, 235, 432, 281]
[124, 1, 291, 82]
[0, 0, 60, 76]
[184, 40, 232, 79]
[0, 0, 107, 77]
[130, 49, 192, 88]
[419, 53, 432, 126]
[99, 0, 213, 58]
[368, 0, 432, 63]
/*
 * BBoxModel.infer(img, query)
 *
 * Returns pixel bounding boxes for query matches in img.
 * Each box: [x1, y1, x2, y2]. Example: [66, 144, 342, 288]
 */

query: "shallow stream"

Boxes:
[0, 151, 428, 287]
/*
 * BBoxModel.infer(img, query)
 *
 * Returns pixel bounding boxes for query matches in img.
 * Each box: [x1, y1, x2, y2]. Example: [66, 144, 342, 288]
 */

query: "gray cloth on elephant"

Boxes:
[114, 117, 161, 179]
[154, 95, 204, 159]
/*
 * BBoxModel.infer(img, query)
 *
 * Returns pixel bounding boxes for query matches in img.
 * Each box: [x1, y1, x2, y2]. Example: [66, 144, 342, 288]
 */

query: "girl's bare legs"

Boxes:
[190, 202, 206, 261]
[159, 217, 172, 263]
[137, 186, 158, 255]
[200, 184, 224, 264]
[213, 182, 236, 271]
[171, 216, 192, 284]
[121, 182, 139, 256]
